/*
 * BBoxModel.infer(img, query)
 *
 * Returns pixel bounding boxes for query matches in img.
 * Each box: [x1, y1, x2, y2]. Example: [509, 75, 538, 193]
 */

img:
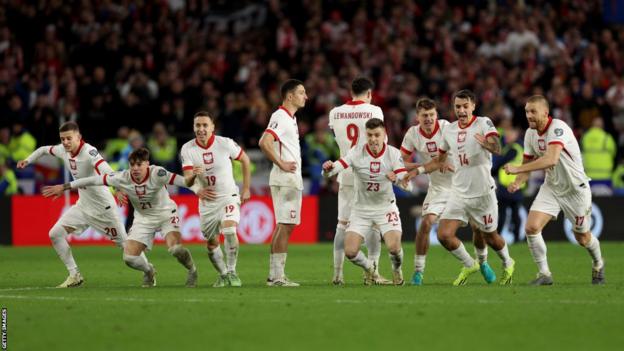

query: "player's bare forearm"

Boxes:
[259, 133, 282, 168]
[483, 136, 502, 155]
[239, 152, 252, 195]
[403, 161, 421, 171]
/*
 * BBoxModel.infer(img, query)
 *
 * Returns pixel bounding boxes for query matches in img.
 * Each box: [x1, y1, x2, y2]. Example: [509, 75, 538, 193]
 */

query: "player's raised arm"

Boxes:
[322, 157, 349, 178]
[17, 144, 63, 168]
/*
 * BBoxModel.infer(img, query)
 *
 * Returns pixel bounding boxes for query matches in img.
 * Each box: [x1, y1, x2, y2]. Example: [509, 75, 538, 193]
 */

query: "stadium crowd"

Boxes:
[2, 0, 624, 195]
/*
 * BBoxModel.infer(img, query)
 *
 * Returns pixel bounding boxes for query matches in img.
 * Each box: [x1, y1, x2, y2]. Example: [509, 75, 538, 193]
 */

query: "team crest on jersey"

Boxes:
[538, 139, 546, 151]
[426, 142, 437, 153]
[135, 185, 147, 196]
[457, 131, 466, 143]
[69, 159, 77, 170]
[157, 169, 166, 177]
[370, 161, 381, 173]
[554, 128, 563, 136]
[202, 152, 214, 165]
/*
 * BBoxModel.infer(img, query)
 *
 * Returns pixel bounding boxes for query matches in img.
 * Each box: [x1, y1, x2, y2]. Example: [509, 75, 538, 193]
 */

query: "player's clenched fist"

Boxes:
[503, 163, 519, 175]
[322, 160, 334, 172]
[17, 160, 29, 168]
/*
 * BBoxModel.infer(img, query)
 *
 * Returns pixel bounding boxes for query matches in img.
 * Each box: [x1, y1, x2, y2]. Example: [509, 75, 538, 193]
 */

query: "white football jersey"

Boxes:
[524, 117, 589, 195]
[401, 119, 453, 193]
[180, 135, 243, 207]
[329, 100, 384, 186]
[71, 165, 186, 222]
[264, 106, 303, 190]
[439, 116, 498, 198]
[26, 140, 116, 211]
[327, 143, 406, 211]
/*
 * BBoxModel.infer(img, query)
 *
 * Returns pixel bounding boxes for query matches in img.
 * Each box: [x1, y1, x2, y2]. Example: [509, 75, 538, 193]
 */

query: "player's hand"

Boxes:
[279, 161, 297, 173]
[115, 189, 129, 207]
[386, 171, 397, 182]
[322, 160, 334, 172]
[503, 163, 519, 175]
[507, 181, 522, 193]
[197, 188, 217, 201]
[17, 160, 29, 168]
[41, 185, 64, 200]
[240, 188, 251, 204]
[474, 133, 487, 147]
[192, 166, 204, 176]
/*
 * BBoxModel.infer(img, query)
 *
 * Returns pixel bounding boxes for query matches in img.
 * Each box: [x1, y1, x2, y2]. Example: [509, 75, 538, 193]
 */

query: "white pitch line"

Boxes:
[0, 294, 621, 305]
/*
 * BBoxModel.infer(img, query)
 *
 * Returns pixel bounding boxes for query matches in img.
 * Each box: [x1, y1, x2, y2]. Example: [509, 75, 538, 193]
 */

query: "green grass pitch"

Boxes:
[1, 242, 622, 351]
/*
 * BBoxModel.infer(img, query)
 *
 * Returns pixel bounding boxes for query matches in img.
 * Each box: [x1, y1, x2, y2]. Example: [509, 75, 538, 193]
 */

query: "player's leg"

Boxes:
[268, 186, 301, 286]
[561, 188, 604, 284]
[123, 239, 156, 287]
[526, 185, 559, 285]
[221, 220, 242, 287]
[344, 230, 379, 285]
[333, 184, 353, 285]
[50, 206, 89, 287]
[381, 230, 404, 285]
[471, 226, 496, 284]
[468, 193, 514, 285]
[164, 230, 197, 287]
[411, 214, 435, 285]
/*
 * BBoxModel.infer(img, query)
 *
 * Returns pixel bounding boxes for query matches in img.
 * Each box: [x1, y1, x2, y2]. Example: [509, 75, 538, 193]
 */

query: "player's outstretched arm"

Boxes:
[17, 145, 58, 168]
[322, 159, 347, 178]
[41, 175, 105, 199]
[258, 132, 296, 173]
[504, 144, 561, 175]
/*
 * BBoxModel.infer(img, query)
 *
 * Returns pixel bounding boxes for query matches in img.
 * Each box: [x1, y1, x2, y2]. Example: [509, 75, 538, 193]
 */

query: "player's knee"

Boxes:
[222, 226, 237, 236]
[168, 244, 184, 256]
[344, 247, 359, 259]
[123, 254, 138, 266]
[206, 240, 219, 251]
[525, 222, 542, 235]
[49, 225, 66, 241]
[574, 232, 591, 247]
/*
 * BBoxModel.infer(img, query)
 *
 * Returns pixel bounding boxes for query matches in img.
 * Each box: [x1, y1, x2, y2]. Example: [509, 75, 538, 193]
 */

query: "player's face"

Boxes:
[366, 127, 385, 153]
[289, 85, 307, 108]
[417, 108, 437, 130]
[453, 97, 475, 126]
[525, 102, 549, 129]
[194, 116, 214, 144]
[59, 130, 81, 153]
[130, 160, 149, 180]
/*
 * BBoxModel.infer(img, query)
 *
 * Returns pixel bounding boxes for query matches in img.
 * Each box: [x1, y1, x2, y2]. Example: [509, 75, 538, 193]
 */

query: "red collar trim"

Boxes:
[195, 134, 215, 149]
[279, 106, 294, 118]
[70, 140, 85, 158]
[459, 115, 477, 129]
[365, 143, 386, 159]
[131, 168, 150, 184]
[419, 121, 440, 139]
[346, 100, 366, 105]
[538, 117, 553, 136]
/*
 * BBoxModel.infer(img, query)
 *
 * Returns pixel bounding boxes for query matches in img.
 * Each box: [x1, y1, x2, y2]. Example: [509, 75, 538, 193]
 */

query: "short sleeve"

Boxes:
[374, 106, 384, 121]
[180, 145, 193, 171]
[391, 149, 407, 174]
[546, 122, 569, 149]
[226, 138, 244, 160]
[86, 147, 110, 175]
[400, 128, 416, 155]
[481, 117, 499, 139]
[264, 115, 285, 142]
[523, 133, 535, 160]
[154, 167, 175, 186]
[439, 131, 450, 153]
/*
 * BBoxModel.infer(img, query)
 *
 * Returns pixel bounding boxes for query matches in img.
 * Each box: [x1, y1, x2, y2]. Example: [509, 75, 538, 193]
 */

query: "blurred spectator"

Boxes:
[104, 126, 130, 170]
[494, 127, 524, 242]
[8, 120, 36, 165]
[304, 116, 339, 194]
[0, 157, 19, 195]
[0, 127, 11, 162]
[581, 117, 616, 187]
[147, 122, 177, 171]
[118, 130, 145, 170]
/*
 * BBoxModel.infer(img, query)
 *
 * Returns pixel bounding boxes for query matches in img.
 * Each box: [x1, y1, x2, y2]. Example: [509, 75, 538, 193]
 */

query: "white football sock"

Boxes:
[49, 225, 79, 275]
[333, 224, 346, 278]
[495, 243, 513, 268]
[123, 254, 151, 273]
[207, 246, 227, 275]
[450, 242, 475, 268]
[414, 255, 426, 273]
[271, 253, 287, 279]
[365, 229, 382, 273]
[168, 244, 195, 271]
[527, 233, 551, 275]
[585, 235, 604, 269]
[389, 248, 403, 272]
[222, 227, 239, 273]
[349, 251, 372, 270]
[475, 246, 488, 264]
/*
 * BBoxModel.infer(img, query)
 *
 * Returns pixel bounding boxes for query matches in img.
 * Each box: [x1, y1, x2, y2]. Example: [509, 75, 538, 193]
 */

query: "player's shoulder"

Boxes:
[386, 144, 402, 157]
[438, 119, 451, 128]
[83, 142, 100, 158]
[548, 119, 572, 138]
[181, 139, 197, 151]
[151, 165, 169, 178]
[270, 106, 290, 119]
[404, 125, 419, 139]
[476, 115, 495, 126]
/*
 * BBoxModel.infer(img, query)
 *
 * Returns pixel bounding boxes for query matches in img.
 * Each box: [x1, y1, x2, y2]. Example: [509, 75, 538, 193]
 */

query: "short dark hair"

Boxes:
[365, 118, 385, 130]
[452, 89, 476, 103]
[416, 97, 437, 112]
[59, 121, 80, 133]
[194, 111, 214, 121]
[351, 77, 374, 96]
[280, 79, 303, 99]
[526, 95, 550, 110]
[128, 147, 150, 164]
